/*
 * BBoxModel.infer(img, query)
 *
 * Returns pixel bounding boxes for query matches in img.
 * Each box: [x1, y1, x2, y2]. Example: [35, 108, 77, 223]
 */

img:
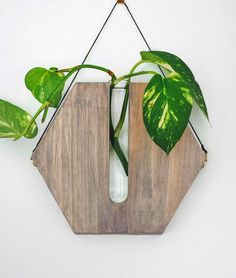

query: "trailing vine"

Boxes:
[0, 51, 209, 175]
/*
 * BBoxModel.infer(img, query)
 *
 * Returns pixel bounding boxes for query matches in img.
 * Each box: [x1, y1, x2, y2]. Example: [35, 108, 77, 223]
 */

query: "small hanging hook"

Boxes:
[117, 0, 125, 3]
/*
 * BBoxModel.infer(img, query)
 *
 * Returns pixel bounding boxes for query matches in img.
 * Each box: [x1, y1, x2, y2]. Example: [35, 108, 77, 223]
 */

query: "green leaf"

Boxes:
[140, 51, 208, 119]
[25, 67, 65, 108]
[143, 73, 193, 154]
[0, 99, 38, 139]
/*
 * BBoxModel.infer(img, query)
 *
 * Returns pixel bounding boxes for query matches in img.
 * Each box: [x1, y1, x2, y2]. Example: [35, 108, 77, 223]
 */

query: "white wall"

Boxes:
[0, 0, 235, 277]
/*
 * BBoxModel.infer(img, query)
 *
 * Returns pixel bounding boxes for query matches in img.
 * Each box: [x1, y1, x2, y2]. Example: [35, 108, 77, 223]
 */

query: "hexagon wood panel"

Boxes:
[32, 82, 205, 234]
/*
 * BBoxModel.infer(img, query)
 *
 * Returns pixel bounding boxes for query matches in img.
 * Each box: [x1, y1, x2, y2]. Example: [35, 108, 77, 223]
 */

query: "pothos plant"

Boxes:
[0, 51, 208, 176]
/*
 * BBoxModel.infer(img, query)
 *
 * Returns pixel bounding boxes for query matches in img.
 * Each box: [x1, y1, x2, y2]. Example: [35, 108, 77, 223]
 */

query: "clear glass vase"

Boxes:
[109, 82, 128, 203]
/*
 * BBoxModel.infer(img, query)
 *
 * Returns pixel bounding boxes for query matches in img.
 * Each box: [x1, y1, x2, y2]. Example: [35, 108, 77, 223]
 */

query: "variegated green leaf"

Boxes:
[0, 99, 38, 139]
[143, 73, 193, 154]
[25, 67, 65, 108]
[141, 51, 208, 119]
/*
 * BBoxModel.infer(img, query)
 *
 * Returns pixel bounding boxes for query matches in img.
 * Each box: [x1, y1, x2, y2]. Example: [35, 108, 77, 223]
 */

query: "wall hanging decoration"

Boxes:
[0, 1, 209, 234]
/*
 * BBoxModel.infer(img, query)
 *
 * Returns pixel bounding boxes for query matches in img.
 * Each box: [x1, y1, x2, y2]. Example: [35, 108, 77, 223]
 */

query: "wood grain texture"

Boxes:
[32, 82, 205, 234]
[128, 83, 205, 233]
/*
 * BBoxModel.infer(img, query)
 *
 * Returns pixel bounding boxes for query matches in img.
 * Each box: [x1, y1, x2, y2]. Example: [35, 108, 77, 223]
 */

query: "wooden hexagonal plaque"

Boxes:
[32, 82, 205, 234]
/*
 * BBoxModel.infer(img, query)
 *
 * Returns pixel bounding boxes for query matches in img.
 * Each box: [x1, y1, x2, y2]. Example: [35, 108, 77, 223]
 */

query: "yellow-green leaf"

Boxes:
[25, 67, 65, 108]
[0, 99, 38, 139]
[141, 51, 208, 119]
[143, 73, 193, 154]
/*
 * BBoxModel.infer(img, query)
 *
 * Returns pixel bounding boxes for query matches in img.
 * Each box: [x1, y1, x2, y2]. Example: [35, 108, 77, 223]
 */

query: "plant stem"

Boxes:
[41, 104, 49, 123]
[114, 60, 160, 138]
[48, 66, 79, 102]
[113, 85, 129, 139]
[49, 64, 116, 103]
[109, 85, 128, 176]
[17, 64, 116, 139]
[113, 70, 157, 86]
[14, 101, 50, 140]
[58, 64, 116, 79]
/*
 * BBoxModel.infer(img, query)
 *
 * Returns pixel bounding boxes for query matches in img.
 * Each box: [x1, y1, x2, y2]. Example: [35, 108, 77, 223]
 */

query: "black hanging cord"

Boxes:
[33, 2, 118, 151]
[34, 0, 207, 158]
[124, 2, 207, 157]
[124, 3, 165, 77]
[189, 122, 208, 154]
